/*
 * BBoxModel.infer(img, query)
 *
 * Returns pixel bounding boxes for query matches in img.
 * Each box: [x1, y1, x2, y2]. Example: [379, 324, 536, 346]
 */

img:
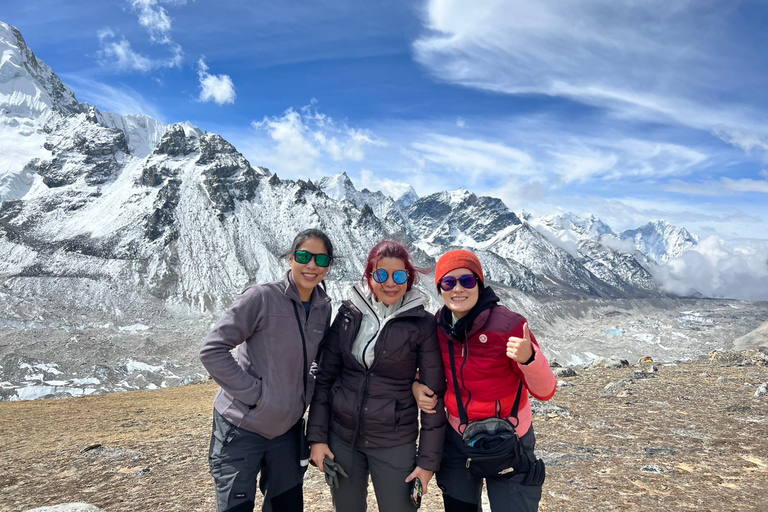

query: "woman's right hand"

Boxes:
[412, 381, 438, 413]
[310, 442, 334, 472]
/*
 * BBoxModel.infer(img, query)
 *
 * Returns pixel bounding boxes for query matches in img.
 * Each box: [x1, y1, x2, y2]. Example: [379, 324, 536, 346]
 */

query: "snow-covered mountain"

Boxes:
[3, 20, 763, 401]
[531, 213, 658, 296]
[620, 220, 699, 262]
[316, 171, 411, 233]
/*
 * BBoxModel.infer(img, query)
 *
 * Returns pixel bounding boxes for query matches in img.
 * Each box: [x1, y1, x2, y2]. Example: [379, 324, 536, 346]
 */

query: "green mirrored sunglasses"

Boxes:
[294, 250, 332, 267]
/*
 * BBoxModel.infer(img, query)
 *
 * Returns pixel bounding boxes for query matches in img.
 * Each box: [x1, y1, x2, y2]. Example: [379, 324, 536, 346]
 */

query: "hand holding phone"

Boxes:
[410, 477, 422, 508]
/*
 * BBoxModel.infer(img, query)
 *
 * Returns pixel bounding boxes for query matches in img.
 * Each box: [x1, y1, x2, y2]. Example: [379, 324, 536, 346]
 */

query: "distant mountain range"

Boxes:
[3, 20, 764, 401]
[0, 20, 704, 310]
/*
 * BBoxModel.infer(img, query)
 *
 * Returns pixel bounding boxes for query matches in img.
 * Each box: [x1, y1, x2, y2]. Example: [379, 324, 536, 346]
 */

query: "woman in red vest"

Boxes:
[413, 249, 556, 512]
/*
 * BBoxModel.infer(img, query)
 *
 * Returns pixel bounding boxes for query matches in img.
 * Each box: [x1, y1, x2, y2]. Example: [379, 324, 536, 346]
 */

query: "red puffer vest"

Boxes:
[437, 305, 552, 423]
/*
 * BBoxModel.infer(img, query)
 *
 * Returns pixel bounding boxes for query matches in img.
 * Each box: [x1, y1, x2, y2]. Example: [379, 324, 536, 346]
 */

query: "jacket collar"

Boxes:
[282, 270, 331, 306]
[349, 284, 428, 322]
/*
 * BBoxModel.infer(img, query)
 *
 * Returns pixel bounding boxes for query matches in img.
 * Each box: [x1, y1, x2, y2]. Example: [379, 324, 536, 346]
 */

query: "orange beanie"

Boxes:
[435, 250, 484, 285]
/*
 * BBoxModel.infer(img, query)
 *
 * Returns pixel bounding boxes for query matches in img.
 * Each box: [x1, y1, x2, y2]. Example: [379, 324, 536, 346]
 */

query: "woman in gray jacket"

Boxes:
[200, 229, 335, 512]
[307, 240, 446, 511]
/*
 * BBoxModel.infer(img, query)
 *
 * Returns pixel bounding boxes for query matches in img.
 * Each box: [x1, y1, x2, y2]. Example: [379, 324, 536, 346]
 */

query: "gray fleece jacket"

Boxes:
[200, 271, 332, 439]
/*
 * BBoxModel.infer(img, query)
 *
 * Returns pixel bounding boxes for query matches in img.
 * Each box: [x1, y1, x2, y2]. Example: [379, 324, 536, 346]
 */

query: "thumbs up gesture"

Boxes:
[506, 322, 533, 363]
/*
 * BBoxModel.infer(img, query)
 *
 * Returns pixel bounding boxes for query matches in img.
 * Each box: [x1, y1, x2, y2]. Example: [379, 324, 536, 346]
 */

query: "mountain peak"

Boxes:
[0, 21, 84, 118]
[620, 220, 699, 261]
[396, 186, 418, 208]
[316, 172, 355, 201]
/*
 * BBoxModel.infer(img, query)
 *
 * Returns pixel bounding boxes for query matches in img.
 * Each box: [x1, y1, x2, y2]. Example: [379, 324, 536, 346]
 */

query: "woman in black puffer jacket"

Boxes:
[306, 240, 446, 512]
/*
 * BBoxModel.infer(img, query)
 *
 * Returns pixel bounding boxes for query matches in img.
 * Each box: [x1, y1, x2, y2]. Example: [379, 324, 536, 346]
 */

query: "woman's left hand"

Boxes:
[507, 322, 533, 363]
[412, 381, 438, 413]
[405, 466, 435, 495]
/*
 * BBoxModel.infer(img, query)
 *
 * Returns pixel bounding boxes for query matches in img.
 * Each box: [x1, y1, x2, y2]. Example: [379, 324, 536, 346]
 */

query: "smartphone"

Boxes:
[410, 477, 422, 508]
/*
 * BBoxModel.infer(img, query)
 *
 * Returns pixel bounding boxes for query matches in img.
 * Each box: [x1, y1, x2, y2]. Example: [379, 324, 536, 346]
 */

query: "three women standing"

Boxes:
[307, 240, 446, 512]
[201, 232, 554, 512]
[200, 229, 335, 512]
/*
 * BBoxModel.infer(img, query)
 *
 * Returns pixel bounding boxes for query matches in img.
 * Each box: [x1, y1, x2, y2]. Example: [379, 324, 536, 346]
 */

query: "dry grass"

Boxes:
[1, 354, 767, 512]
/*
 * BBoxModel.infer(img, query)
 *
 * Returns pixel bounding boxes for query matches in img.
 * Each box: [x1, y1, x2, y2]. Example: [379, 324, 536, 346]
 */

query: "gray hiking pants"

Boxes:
[328, 432, 418, 512]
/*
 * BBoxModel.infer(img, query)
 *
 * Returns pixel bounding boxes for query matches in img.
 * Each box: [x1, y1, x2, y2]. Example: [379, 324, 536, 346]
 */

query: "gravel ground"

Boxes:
[1, 351, 767, 512]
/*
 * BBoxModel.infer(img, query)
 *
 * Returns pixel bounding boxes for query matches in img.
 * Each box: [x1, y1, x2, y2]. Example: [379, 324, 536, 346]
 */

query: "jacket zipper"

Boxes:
[353, 287, 381, 371]
[352, 287, 423, 371]
[348, 291, 424, 444]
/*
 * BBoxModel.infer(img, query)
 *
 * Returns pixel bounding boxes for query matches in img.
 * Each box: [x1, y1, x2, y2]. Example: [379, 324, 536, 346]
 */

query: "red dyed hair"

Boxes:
[362, 240, 429, 294]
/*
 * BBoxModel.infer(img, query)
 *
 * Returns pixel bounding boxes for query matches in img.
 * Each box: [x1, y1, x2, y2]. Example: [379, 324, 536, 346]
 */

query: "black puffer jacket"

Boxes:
[306, 293, 446, 471]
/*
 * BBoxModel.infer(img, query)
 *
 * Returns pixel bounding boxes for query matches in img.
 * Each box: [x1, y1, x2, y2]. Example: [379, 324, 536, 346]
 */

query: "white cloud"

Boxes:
[98, 38, 155, 73]
[651, 237, 768, 301]
[554, 139, 707, 184]
[250, 104, 385, 178]
[97, 28, 115, 41]
[554, 151, 618, 184]
[130, 0, 187, 43]
[131, 0, 173, 43]
[97, 0, 186, 72]
[715, 129, 768, 155]
[358, 169, 413, 199]
[197, 58, 236, 105]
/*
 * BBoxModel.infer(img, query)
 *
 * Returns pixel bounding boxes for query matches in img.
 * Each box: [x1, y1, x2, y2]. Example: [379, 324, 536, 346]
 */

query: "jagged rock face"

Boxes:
[37, 111, 129, 188]
[468, 248, 549, 295]
[408, 189, 522, 245]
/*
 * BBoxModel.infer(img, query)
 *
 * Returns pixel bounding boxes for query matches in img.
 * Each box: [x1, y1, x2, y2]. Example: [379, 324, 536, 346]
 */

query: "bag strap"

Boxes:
[447, 338, 469, 427]
[447, 337, 523, 430]
[292, 301, 309, 409]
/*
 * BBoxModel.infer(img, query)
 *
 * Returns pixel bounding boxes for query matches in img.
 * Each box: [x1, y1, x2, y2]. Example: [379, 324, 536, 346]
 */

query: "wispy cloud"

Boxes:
[97, 34, 155, 73]
[664, 178, 768, 196]
[554, 139, 708, 184]
[413, 0, 768, 159]
[197, 58, 235, 105]
[130, 0, 180, 44]
[62, 75, 165, 120]
[410, 134, 536, 183]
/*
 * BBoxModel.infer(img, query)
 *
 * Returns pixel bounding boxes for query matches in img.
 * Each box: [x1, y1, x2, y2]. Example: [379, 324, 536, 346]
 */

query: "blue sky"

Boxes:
[4, 0, 768, 247]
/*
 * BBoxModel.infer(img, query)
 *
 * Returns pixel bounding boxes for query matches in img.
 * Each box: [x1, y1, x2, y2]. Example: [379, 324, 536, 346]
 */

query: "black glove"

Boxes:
[322, 456, 349, 489]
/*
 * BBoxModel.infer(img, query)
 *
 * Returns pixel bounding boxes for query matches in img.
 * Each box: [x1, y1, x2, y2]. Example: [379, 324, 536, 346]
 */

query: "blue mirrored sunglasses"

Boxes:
[439, 274, 478, 291]
[372, 268, 409, 285]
